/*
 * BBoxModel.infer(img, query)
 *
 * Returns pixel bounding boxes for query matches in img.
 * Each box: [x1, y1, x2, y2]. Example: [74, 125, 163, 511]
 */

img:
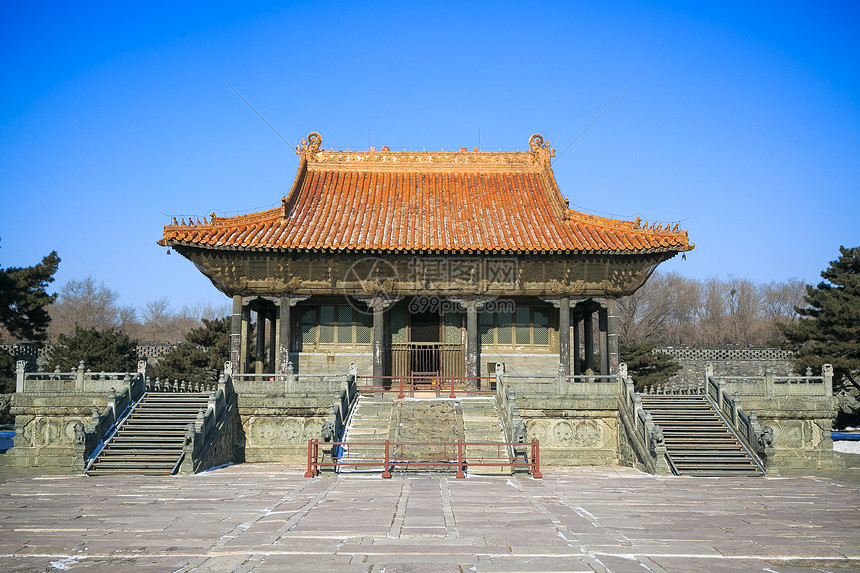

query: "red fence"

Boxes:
[357, 375, 496, 398]
[304, 439, 542, 479]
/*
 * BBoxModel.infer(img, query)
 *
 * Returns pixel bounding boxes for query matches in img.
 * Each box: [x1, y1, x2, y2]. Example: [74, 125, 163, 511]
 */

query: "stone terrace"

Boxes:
[1, 465, 859, 572]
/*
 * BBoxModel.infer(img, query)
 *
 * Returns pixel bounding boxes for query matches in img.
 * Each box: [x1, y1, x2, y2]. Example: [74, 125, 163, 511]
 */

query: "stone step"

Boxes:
[641, 393, 763, 477]
[85, 391, 216, 476]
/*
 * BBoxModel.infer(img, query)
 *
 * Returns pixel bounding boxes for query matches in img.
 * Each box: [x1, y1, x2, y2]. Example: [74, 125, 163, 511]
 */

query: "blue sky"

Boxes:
[1, 1, 858, 310]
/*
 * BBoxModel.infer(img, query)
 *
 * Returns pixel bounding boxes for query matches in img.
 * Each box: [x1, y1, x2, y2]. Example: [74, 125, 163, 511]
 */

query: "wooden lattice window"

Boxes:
[300, 305, 371, 346]
[479, 306, 550, 347]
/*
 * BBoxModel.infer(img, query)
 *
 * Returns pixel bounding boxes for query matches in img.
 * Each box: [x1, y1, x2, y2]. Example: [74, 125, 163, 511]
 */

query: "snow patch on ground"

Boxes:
[834, 440, 860, 454]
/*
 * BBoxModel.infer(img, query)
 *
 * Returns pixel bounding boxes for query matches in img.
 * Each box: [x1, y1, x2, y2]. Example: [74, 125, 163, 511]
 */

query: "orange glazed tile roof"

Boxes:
[160, 133, 694, 255]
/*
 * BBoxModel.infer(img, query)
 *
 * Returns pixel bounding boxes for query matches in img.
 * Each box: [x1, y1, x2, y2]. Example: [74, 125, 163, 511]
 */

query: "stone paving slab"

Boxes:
[0, 464, 859, 571]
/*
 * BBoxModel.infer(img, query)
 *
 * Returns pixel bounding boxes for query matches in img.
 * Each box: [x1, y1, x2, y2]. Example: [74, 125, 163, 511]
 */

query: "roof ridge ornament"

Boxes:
[528, 133, 555, 164]
[296, 131, 323, 156]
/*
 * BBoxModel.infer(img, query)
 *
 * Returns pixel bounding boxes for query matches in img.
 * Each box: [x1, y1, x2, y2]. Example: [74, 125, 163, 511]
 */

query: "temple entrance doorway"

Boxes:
[409, 310, 442, 387]
[390, 300, 466, 388]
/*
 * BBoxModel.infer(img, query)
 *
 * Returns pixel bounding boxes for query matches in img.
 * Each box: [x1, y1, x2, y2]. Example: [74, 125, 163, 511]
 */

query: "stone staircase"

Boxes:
[86, 392, 210, 476]
[461, 398, 510, 475]
[337, 397, 395, 472]
[337, 396, 509, 475]
[640, 394, 763, 477]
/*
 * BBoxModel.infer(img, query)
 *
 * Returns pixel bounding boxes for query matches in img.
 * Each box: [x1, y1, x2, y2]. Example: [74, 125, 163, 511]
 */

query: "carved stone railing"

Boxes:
[642, 379, 706, 395]
[73, 361, 149, 472]
[230, 361, 349, 394]
[704, 363, 833, 397]
[706, 374, 772, 472]
[319, 363, 359, 461]
[495, 364, 622, 396]
[17, 360, 145, 394]
[146, 377, 218, 393]
[179, 365, 238, 474]
[495, 372, 556, 395]
[493, 365, 527, 460]
[618, 364, 673, 475]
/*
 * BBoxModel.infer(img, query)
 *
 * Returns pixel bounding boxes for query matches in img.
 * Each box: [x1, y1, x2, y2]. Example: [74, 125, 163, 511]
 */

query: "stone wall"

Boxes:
[656, 346, 795, 382]
[236, 394, 332, 463]
[481, 352, 558, 378]
[296, 351, 372, 377]
[517, 395, 620, 466]
[740, 395, 843, 472]
[1, 341, 178, 370]
[7, 392, 109, 468]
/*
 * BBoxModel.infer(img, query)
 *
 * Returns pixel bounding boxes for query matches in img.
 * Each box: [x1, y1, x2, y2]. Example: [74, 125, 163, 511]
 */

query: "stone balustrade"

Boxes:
[230, 361, 350, 394]
[179, 365, 237, 474]
[493, 365, 527, 456]
[617, 364, 672, 475]
[705, 363, 833, 397]
[17, 360, 144, 394]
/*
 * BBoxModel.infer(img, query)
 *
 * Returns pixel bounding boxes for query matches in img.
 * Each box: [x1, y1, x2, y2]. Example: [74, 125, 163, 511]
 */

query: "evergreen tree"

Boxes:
[149, 317, 230, 386]
[0, 250, 60, 342]
[780, 246, 860, 392]
[0, 249, 60, 393]
[46, 327, 138, 372]
[621, 342, 681, 391]
[0, 351, 14, 395]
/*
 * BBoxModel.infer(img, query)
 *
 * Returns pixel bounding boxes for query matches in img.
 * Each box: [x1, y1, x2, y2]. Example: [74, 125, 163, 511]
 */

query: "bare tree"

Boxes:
[617, 272, 806, 347]
[760, 278, 805, 343]
[48, 277, 121, 336]
[726, 276, 762, 345]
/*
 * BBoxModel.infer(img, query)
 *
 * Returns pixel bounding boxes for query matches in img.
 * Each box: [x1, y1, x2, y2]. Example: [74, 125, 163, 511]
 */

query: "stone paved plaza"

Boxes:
[1, 464, 859, 572]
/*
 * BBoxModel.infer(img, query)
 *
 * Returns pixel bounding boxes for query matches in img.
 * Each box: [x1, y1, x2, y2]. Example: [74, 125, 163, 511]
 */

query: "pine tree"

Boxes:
[46, 327, 138, 372]
[149, 317, 230, 386]
[0, 251, 61, 342]
[780, 246, 860, 392]
[621, 342, 681, 391]
[0, 249, 61, 392]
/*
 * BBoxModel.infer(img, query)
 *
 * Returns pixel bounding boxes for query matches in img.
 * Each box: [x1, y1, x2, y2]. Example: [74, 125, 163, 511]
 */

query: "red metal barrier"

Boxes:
[305, 439, 542, 479]
[357, 376, 496, 398]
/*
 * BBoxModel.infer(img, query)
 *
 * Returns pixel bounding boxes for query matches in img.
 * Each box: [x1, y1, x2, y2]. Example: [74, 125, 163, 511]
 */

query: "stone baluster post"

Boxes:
[704, 363, 713, 389]
[286, 361, 295, 393]
[107, 388, 117, 421]
[195, 409, 205, 438]
[717, 379, 725, 411]
[625, 376, 634, 409]
[76, 360, 86, 392]
[732, 391, 740, 427]
[633, 393, 643, 421]
[15, 360, 26, 393]
[764, 365, 775, 397]
[557, 363, 566, 395]
[823, 364, 833, 397]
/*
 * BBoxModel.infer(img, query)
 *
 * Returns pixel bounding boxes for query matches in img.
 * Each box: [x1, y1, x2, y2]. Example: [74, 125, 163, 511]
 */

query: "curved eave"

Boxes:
[163, 239, 691, 257]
